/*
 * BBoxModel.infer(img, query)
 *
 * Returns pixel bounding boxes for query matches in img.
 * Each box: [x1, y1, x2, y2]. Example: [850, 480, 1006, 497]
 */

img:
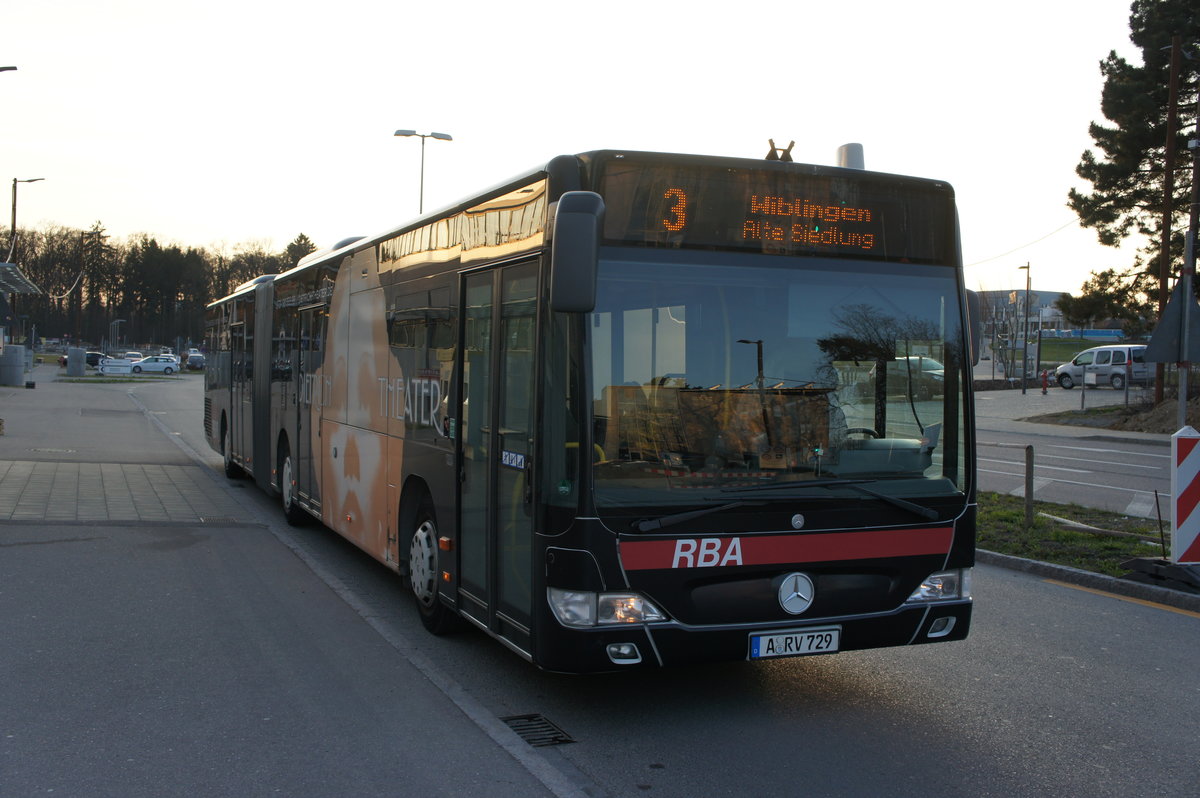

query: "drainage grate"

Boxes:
[501, 714, 576, 747]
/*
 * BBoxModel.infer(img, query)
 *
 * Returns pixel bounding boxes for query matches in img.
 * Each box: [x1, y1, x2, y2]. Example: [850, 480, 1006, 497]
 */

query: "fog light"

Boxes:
[927, 616, 955, 638]
[606, 643, 642, 664]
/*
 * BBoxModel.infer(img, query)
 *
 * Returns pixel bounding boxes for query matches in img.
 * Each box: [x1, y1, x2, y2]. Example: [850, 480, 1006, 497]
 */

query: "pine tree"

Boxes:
[1068, 0, 1199, 306]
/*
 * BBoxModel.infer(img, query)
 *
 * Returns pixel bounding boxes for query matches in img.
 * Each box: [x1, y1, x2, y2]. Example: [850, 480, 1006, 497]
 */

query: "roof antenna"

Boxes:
[765, 139, 794, 162]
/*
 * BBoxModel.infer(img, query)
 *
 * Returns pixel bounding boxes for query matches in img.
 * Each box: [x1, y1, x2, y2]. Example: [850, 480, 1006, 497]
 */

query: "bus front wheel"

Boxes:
[408, 502, 455, 635]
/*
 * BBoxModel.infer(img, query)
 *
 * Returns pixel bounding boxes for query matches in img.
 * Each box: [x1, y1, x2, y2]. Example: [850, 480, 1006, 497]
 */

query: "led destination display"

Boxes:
[599, 159, 954, 264]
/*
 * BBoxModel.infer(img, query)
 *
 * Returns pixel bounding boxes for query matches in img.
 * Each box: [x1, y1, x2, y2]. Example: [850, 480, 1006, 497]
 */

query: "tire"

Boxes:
[164, 367, 173, 375]
[278, 447, 306, 526]
[133, 366, 142, 373]
[223, 425, 241, 479]
[408, 501, 456, 635]
[1058, 374, 1074, 390]
[1110, 373, 1125, 391]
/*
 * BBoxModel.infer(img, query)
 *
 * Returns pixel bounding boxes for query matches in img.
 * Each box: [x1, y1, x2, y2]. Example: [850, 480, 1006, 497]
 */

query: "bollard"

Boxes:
[1171, 427, 1200, 564]
[1024, 445, 1034, 531]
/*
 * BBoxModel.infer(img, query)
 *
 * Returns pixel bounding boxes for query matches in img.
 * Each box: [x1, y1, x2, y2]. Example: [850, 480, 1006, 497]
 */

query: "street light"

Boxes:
[1019, 263, 1030, 395]
[9, 177, 45, 262]
[393, 130, 452, 214]
[737, 338, 772, 447]
[110, 319, 126, 353]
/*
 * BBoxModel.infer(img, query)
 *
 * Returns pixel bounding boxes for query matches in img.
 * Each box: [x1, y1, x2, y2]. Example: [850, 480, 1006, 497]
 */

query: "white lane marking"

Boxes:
[1008, 477, 1053, 497]
[1045, 444, 1170, 459]
[1037, 454, 1162, 470]
[1124, 494, 1160, 517]
[978, 457, 1091, 474]
[979, 467, 1170, 497]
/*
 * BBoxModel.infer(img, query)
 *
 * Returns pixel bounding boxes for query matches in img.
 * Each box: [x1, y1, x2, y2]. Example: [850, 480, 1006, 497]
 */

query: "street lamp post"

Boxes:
[9, 177, 45, 261]
[110, 319, 126, 353]
[1019, 263, 1030, 395]
[393, 130, 452, 214]
[737, 338, 772, 447]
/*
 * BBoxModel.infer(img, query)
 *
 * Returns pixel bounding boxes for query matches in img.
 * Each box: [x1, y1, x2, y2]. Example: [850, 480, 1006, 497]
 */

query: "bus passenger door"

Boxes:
[459, 261, 539, 651]
[229, 320, 248, 467]
[296, 305, 326, 511]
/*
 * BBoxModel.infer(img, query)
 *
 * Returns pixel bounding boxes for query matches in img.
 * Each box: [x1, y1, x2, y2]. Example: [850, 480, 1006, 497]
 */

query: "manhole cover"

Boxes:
[500, 714, 575, 747]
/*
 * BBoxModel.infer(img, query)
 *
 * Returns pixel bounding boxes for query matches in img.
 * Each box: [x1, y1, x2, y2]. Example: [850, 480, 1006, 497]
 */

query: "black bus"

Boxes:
[205, 148, 977, 672]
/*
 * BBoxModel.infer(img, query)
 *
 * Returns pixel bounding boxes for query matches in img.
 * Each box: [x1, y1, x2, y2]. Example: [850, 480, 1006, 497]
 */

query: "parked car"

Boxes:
[124, 351, 144, 361]
[186, 352, 206, 370]
[56, 351, 106, 368]
[131, 355, 179, 374]
[887, 355, 944, 398]
[1054, 344, 1149, 390]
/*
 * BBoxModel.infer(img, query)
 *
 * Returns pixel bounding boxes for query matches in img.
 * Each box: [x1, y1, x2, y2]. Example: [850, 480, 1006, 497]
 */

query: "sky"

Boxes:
[3, 0, 1151, 298]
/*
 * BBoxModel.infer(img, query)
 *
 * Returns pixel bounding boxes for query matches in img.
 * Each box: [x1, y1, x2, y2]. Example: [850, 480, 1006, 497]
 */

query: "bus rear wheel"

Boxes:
[408, 502, 455, 635]
[223, 425, 240, 479]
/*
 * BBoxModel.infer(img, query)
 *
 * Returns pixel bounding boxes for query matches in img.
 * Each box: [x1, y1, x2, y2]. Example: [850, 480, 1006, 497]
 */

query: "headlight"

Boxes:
[548, 588, 666, 627]
[906, 568, 972, 603]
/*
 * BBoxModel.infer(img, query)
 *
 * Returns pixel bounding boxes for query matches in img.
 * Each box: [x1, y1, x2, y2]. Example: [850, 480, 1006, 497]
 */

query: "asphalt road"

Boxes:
[972, 373, 1173, 518]
[2, 368, 1198, 797]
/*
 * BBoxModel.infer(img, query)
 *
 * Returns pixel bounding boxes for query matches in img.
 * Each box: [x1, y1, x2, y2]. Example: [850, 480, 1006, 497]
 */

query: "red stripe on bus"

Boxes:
[619, 527, 954, 571]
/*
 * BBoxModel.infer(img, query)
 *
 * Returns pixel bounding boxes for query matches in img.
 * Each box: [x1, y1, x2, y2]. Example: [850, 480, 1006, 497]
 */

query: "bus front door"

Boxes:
[460, 261, 539, 652]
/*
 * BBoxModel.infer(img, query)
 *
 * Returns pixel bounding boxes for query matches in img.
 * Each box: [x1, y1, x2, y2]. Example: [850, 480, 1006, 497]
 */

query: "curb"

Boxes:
[978, 549, 1200, 613]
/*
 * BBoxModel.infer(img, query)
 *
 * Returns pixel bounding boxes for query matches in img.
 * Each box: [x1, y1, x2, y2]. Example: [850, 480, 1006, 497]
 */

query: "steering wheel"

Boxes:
[846, 427, 880, 439]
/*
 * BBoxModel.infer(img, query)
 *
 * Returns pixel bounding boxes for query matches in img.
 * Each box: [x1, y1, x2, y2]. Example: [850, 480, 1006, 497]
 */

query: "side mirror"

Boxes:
[550, 191, 605, 313]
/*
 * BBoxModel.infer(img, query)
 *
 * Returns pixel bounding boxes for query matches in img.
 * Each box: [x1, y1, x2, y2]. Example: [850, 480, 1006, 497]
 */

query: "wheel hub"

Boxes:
[409, 521, 438, 606]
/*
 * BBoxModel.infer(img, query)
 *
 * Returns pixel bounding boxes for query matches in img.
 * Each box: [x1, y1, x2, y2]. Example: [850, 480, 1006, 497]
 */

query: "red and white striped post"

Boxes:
[1171, 426, 1200, 563]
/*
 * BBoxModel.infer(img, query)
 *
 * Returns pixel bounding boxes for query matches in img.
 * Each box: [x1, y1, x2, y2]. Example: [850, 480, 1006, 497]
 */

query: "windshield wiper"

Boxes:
[720, 479, 938, 522]
[632, 501, 767, 533]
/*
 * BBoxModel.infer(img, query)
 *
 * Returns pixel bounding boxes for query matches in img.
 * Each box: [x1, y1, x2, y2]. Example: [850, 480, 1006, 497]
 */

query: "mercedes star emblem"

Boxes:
[778, 572, 815, 615]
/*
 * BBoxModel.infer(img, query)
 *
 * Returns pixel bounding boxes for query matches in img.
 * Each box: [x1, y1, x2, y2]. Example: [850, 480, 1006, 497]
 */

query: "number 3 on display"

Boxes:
[662, 187, 687, 231]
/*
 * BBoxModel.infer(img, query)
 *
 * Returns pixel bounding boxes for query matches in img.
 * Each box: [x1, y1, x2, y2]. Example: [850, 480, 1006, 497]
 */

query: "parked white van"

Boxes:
[1054, 344, 1149, 390]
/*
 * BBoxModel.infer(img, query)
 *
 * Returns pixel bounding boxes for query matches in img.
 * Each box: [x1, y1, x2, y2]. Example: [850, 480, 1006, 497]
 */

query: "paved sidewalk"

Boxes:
[0, 366, 245, 525]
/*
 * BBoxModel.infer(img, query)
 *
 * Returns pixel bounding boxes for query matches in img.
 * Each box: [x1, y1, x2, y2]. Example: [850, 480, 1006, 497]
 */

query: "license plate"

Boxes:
[749, 627, 840, 659]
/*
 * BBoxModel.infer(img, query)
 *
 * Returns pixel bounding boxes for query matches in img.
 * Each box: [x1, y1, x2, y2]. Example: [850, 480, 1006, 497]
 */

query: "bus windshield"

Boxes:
[588, 249, 967, 510]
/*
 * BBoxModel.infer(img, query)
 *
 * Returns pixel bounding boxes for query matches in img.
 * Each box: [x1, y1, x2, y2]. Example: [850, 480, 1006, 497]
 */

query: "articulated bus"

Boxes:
[204, 148, 978, 672]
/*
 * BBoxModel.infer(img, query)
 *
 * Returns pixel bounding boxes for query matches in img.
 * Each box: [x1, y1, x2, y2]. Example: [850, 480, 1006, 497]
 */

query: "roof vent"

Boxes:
[837, 143, 864, 169]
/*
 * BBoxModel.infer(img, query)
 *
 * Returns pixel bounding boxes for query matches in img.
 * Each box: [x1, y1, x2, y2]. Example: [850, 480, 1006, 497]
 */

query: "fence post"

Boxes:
[1024, 445, 1034, 531]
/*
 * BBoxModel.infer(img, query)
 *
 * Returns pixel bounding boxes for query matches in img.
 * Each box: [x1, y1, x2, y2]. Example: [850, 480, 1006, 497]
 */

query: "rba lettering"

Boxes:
[672, 537, 743, 568]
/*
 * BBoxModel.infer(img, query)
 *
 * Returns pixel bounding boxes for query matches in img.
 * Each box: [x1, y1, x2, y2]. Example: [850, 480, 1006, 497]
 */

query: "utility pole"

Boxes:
[1158, 36, 1182, 405]
[1180, 46, 1200, 430]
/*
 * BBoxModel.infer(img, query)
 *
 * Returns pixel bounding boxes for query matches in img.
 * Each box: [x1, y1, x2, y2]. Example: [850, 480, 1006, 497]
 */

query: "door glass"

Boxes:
[496, 263, 538, 626]
[460, 274, 493, 599]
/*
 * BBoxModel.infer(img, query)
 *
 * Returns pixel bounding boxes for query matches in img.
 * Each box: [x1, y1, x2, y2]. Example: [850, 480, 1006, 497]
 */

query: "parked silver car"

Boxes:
[132, 355, 179, 374]
[1055, 344, 1148, 390]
